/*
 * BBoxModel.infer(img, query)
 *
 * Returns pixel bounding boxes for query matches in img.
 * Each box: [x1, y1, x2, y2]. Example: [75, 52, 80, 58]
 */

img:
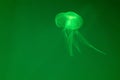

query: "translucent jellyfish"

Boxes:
[55, 11, 106, 56]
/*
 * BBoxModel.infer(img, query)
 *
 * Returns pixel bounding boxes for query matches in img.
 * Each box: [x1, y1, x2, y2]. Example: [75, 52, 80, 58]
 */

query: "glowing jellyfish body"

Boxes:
[55, 11, 106, 56]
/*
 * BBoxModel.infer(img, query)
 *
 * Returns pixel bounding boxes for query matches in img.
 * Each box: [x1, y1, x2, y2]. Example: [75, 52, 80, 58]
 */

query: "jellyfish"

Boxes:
[55, 11, 106, 56]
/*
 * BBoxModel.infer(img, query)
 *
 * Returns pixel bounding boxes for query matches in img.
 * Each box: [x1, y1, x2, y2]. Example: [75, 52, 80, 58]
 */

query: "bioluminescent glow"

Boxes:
[55, 11, 106, 56]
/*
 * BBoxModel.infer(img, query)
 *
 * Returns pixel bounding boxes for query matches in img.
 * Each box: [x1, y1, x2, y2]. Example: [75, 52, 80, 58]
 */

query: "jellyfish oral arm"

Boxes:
[64, 30, 74, 56]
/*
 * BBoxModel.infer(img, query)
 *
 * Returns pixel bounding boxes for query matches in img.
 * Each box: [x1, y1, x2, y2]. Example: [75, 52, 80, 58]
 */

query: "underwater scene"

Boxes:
[0, 0, 120, 80]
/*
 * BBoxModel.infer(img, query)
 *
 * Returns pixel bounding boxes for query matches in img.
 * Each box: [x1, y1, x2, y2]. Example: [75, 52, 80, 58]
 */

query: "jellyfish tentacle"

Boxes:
[76, 31, 106, 55]
[73, 42, 81, 54]
[64, 29, 81, 56]
[64, 30, 74, 56]
[68, 31, 74, 56]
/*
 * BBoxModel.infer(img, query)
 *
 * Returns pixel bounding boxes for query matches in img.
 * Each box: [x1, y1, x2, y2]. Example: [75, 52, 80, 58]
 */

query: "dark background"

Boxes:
[0, 0, 120, 80]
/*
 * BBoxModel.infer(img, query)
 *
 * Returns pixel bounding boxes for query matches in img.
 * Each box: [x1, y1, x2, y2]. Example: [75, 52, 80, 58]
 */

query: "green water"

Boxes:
[0, 0, 120, 80]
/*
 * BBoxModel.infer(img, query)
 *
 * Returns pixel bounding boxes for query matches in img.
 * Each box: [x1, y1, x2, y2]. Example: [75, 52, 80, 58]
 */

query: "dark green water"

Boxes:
[0, 0, 120, 80]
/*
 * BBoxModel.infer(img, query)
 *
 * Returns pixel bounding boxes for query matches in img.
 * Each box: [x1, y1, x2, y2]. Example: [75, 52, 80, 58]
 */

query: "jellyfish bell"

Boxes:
[65, 11, 83, 30]
[55, 11, 83, 30]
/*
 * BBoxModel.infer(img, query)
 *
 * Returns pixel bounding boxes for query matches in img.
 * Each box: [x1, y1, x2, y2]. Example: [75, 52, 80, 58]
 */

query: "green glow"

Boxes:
[55, 11, 106, 56]
[55, 11, 83, 30]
